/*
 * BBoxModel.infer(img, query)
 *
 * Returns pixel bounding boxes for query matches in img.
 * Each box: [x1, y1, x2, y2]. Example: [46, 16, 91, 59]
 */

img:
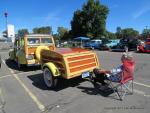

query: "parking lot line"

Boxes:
[134, 81, 150, 88]
[0, 72, 33, 80]
[2, 60, 46, 112]
[0, 74, 12, 79]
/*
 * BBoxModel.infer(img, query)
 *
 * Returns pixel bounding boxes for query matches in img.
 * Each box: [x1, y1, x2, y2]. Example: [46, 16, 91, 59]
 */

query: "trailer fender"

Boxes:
[42, 62, 60, 77]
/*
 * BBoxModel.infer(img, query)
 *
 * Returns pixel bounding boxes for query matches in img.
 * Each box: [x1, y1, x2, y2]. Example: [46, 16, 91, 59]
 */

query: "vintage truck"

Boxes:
[9, 34, 99, 88]
[9, 34, 55, 69]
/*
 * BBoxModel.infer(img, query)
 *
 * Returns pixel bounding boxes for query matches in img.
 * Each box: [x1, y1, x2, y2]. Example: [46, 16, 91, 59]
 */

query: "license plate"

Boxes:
[82, 71, 90, 78]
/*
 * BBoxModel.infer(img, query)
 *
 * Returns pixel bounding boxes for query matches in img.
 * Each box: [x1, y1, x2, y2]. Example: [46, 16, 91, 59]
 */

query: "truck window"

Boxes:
[28, 38, 40, 45]
[41, 38, 52, 44]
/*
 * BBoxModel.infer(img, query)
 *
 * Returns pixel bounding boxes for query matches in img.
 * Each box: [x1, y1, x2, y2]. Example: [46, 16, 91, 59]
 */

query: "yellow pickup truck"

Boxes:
[9, 34, 55, 69]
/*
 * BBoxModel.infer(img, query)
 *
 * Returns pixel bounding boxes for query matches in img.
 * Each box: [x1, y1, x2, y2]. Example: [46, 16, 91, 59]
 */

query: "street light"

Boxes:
[4, 11, 8, 37]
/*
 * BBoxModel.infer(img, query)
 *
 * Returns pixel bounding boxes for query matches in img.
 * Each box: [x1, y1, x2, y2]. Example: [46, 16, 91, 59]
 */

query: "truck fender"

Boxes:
[16, 50, 26, 64]
[35, 46, 49, 61]
[42, 62, 60, 77]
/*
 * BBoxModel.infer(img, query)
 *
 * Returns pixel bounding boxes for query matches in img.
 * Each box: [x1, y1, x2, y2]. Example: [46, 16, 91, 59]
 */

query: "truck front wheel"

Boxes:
[43, 68, 58, 88]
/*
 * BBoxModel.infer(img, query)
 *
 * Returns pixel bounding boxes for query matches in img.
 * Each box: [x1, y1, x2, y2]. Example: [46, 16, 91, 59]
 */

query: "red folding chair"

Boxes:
[106, 59, 135, 101]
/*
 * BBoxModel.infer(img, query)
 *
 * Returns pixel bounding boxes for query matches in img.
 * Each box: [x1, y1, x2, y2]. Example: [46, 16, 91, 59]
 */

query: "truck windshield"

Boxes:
[41, 38, 52, 44]
[28, 38, 40, 45]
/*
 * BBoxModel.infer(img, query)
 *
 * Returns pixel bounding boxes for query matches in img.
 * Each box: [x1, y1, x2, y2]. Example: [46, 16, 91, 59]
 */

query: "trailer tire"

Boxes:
[43, 67, 58, 88]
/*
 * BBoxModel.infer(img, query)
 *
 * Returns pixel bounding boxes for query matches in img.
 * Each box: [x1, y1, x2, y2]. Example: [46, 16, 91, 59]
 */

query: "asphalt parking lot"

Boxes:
[0, 50, 150, 113]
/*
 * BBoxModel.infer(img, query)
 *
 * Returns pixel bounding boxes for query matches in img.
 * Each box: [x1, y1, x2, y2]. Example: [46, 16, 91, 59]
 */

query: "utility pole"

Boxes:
[145, 26, 148, 38]
[4, 11, 8, 38]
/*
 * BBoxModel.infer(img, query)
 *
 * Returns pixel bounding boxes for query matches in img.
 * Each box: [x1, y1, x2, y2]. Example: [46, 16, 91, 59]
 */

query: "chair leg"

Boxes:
[123, 80, 133, 95]
[106, 80, 134, 101]
[109, 82, 122, 101]
[131, 80, 133, 94]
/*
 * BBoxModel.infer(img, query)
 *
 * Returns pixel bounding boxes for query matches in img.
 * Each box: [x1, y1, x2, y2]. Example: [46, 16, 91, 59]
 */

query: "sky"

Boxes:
[0, 0, 150, 34]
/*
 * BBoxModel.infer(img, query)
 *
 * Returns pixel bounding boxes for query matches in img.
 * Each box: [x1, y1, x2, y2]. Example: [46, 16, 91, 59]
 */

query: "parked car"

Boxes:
[9, 34, 55, 69]
[137, 38, 150, 53]
[111, 37, 139, 52]
[106, 39, 120, 48]
[84, 39, 102, 49]
[99, 43, 110, 50]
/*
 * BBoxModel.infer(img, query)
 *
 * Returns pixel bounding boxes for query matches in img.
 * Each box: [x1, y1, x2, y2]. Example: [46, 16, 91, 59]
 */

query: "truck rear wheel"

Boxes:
[43, 68, 57, 88]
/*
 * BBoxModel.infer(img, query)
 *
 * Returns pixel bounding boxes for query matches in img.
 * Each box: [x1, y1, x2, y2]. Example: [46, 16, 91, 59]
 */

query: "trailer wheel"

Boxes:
[43, 68, 57, 88]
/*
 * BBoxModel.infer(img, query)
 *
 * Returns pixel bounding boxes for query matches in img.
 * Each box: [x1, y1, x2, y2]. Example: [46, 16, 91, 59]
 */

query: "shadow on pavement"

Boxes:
[77, 82, 115, 98]
[5, 59, 40, 72]
[27, 73, 85, 91]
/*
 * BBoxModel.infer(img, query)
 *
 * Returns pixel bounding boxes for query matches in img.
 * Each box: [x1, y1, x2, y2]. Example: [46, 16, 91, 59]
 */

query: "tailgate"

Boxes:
[65, 52, 99, 79]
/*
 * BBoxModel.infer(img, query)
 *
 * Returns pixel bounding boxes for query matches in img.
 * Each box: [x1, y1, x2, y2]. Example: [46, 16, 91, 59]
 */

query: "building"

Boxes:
[7, 24, 15, 42]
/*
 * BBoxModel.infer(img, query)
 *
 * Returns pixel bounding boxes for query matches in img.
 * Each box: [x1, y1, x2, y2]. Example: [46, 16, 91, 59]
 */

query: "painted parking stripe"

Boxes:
[133, 81, 150, 88]
[0, 72, 38, 81]
[0, 74, 12, 79]
[134, 89, 150, 97]
[2, 60, 45, 112]
[11, 72, 45, 111]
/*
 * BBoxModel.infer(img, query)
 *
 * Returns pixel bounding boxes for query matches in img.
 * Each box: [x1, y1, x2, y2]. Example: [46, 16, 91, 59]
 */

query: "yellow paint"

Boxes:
[27, 59, 36, 64]
[42, 62, 60, 77]
[16, 50, 26, 64]
[35, 46, 49, 61]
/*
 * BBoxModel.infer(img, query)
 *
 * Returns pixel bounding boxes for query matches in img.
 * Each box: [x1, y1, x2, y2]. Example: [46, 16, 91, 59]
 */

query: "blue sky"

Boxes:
[0, 0, 150, 34]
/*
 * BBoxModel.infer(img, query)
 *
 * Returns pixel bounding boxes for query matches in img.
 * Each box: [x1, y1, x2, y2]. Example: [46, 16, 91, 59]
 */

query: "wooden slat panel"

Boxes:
[28, 47, 36, 54]
[69, 63, 96, 73]
[67, 54, 94, 62]
[68, 58, 95, 67]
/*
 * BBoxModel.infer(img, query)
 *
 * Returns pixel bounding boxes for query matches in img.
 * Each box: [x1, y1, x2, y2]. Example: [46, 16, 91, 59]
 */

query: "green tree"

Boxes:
[106, 31, 117, 39]
[33, 26, 52, 34]
[141, 28, 150, 39]
[18, 29, 29, 37]
[71, 0, 109, 39]
[115, 28, 139, 39]
[57, 27, 69, 40]
[121, 28, 139, 38]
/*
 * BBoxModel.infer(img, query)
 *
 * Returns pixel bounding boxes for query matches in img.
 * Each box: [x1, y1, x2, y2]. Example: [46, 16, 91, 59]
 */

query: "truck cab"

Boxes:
[9, 34, 55, 69]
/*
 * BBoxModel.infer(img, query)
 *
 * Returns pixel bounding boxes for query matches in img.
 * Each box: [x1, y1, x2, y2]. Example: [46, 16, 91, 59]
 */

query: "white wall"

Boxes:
[7, 24, 15, 42]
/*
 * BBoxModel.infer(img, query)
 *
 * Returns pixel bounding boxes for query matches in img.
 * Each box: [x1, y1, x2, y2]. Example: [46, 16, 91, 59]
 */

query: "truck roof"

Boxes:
[26, 34, 52, 37]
